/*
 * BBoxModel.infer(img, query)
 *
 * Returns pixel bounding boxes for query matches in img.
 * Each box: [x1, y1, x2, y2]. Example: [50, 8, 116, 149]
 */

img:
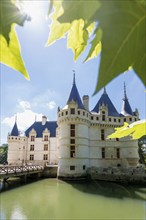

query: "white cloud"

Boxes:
[17, 100, 31, 110]
[47, 101, 56, 110]
[2, 110, 43, 131]
[32, 89, 59, 110]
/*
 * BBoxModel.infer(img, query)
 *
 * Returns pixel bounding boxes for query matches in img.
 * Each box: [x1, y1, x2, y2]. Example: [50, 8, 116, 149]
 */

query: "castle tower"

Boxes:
[90, 87, 139, 168]
[57, 74, 90, 179]
[120, 83, 139, 123]
[7, 117, 27, 165]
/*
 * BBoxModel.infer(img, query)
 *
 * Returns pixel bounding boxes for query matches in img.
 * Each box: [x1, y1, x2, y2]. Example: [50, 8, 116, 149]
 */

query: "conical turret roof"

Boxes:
[67, 74, 84, 109]
[11, 121, 19, 136]
[121, 83, 133, 116]
[92, 88, 119, 116]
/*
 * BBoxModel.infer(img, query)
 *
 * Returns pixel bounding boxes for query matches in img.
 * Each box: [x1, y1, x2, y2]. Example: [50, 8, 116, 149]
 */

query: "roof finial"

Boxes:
[73, 70, 75, 85]
[15, 114, 17, 123]
[35, 115, 37, 122]
[103, 87, 107, 94]
[124, 82, 127, 100]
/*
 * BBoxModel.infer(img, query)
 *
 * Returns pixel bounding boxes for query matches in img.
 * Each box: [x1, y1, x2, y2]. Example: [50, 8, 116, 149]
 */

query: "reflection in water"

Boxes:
[11, 206, 27, 220]
[0, 179, 146, 220]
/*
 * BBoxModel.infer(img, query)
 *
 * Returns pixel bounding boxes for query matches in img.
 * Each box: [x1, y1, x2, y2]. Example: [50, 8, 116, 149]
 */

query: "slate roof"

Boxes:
[11, 122, 19, 136]
[121, 83, 133, 116]
[25, 121, 57, 137]
[92, 88, 119, 116]
[67, 74, 85, 109]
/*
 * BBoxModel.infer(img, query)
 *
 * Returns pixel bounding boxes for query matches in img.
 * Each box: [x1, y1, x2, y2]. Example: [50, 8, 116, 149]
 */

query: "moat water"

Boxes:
[0, 178, 146, 220]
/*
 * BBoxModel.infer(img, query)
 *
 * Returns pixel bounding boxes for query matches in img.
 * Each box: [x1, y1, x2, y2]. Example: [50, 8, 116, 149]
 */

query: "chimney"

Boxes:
[83, 95, 89, 111]
[42, 116, 47, 125]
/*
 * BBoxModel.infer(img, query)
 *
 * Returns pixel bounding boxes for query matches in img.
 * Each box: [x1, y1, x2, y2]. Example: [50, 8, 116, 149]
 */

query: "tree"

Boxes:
[0, 0, 145, 93]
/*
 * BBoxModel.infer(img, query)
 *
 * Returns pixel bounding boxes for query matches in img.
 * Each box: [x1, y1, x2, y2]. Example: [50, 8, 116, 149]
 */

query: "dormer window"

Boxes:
[30, 136, 35, 141]
[102, 111, 105, 121]
[70, 108, 75, 114]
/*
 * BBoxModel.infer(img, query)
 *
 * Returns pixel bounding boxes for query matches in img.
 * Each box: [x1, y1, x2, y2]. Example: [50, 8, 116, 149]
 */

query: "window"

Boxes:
[30, 136, 35, 141]
[83, 165, 86, 170]
[116, 138, 119, 141]
[91, 116, 93, 120]
[43, 154, 48, 160]
[101, 129, 105, 140]
[87, 113, 88, 117]
[124, 118, 126, 122]
[70, 139, 75, 144]
[71, 124, 75, 129]
[114, 118, 116, 122]
[129, 118, 132, 121]
[83, 111, 85, 116]
[70, 108, 75, 114]
[78, 110, 80, 115]
[62, 112, 64, 116]
[70, 165, 75, 170]
[44, 135, 48, 141]
[102, 148, 105, 158]
[109, 118, 111, 122]
[96, 117, 99, 120]
[70, 145, 75, 158]
[118, 119, 121, 122]
[70, 124, 75, 137]
[135, 118, 137, 121]
[30, 155, 34, 160]
[66, 111, 68, 115]
[44, 144, 48, 151]
[30, 145, 34, 151]
[117, 148, 120, 158]
[102, 111, 105, 121]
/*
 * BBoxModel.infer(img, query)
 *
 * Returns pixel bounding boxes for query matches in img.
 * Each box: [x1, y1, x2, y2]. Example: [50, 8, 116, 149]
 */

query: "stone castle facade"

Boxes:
[7, 75, 140, 178]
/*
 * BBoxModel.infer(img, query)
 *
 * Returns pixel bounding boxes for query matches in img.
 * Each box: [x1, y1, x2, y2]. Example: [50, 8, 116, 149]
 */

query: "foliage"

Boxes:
[0, 0, 145, 93]
[108, 120, 146, 140]
[48, 0, 146, 93]
[0, 0, 29, 79]
[0, 144, 8, 164]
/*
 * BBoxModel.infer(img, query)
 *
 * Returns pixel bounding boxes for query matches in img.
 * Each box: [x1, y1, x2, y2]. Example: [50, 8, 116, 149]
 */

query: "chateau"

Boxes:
[7, 75, 140, 178]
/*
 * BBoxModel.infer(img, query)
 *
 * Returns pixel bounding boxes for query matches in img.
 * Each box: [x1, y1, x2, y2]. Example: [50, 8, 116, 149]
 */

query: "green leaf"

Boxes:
[47, 0, 71, 45]
[95, 0, 146, 93]
[84, 27, 102, 62]
[67, 19, 88, 60]
[0, 0, 28, 44]
[58, 0, 100, 24]
[0, 25, 29, 80]
[51, 0, 146, 94]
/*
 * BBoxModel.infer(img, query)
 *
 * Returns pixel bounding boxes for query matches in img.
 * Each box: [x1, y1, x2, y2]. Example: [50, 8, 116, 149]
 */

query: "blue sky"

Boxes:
[1, 0, 146, 144]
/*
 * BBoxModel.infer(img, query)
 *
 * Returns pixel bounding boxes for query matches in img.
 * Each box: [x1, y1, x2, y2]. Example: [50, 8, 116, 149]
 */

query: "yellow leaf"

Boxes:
[0, 25, 29, 80]
[108, 120, 146, 140]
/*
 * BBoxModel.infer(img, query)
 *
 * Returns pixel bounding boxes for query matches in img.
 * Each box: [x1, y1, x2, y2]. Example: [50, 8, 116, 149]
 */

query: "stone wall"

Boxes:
[88, 166, 146, 184]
